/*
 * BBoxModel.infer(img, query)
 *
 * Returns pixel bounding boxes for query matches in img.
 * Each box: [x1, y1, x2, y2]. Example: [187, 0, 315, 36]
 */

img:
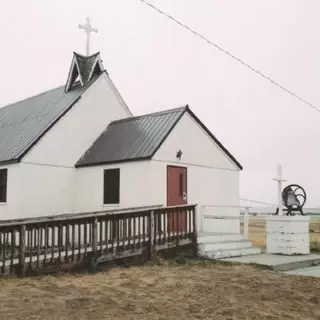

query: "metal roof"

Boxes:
[76, 105, 243, 170]
[76, 107, 186, 167]
[0, 76, 99, 164]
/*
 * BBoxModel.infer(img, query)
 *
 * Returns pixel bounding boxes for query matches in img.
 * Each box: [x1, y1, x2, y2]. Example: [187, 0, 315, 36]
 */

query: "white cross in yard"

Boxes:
[273, 164, 287, 215]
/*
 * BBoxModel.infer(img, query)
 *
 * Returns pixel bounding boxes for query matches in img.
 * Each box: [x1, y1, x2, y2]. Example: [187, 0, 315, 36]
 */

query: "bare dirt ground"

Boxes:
[0, 260, 319, 320]
[246, 217, 320, 251]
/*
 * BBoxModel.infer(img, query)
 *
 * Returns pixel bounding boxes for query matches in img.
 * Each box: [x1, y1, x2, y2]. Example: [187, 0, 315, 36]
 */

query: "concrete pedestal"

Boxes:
[265, 215, 310, 255]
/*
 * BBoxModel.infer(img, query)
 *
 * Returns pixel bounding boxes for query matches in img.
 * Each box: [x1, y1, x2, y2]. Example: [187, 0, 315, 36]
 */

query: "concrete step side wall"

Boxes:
[203, 247, 261, 259]
[197, 233, 245, 244]
[199, 240, 253, 253]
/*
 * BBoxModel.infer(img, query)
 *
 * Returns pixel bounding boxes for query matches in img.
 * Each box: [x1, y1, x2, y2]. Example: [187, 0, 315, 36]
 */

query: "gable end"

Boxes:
[150, 105, 243, 170]
[184, 106, 243, 170]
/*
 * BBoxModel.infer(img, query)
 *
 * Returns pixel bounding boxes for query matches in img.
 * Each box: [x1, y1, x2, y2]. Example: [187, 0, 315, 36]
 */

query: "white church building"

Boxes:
[0, 19, 252, 255]
[0, 49, 242, 229]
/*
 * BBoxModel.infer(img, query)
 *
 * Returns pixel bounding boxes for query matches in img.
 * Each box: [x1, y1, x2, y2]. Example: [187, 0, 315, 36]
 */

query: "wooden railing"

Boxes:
[199, 204, 249, 238]
[0, 204, 197, 277]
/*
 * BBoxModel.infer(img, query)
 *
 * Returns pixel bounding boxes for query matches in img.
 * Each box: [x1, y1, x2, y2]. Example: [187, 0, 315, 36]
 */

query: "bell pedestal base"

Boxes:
[265, 216, 310, 255]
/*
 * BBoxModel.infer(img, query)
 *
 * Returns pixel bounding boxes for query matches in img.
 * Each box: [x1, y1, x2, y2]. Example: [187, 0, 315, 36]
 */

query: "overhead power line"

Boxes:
[240, 198, 277, 206]
[139, 0, 320, 113]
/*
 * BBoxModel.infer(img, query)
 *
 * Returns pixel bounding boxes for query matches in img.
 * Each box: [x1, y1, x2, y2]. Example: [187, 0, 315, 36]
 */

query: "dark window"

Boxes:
[103, 169, 120, 204]
[0, 169, 7, 203]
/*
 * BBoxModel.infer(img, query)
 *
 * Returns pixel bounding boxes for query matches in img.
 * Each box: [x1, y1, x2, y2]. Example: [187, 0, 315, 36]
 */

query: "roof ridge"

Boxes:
[73, 51, 100, 58]
[109, 105, 188, 125]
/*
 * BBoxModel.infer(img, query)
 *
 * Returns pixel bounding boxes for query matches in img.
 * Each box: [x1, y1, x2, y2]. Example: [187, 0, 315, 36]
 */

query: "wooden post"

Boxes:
[58, 223, 62, 265]
[11, 229, 16, 273]
[148, 211, 155, 260]
[89, 217, 98, 273]
[19, 225, 26, 277]
[198, 205, 203, 233]
[244, 206, 250, 240]
[194, 205, 199, 233]
[175, 209, 180, 247]
[192, 206, 198, 257]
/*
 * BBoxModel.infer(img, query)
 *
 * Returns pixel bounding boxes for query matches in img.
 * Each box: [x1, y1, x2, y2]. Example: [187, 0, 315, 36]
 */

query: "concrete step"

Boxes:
[284, 265, 320, 277]
[202, 246, 261, 260]
[197, 233, 245, 244]
[199, 240, 253, 253]
[222, 253, 320, 272]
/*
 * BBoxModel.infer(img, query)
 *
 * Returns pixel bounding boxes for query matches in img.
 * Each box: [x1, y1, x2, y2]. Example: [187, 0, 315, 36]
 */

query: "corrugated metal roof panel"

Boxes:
[75, 52, 100, 85]
[0, 77, 98, 164]
[76, 107, 186, 167]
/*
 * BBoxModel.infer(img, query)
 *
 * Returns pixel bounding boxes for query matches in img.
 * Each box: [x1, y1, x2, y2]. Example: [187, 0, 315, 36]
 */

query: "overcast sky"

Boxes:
[1, 0, 320, 207]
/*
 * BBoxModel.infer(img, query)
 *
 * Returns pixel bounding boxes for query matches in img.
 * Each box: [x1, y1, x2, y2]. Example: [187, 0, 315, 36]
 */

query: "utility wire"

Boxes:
[241, 198, 315, 209]
[139, 1, 316, 208]
[240, 198, 277, 206]
[139, 0, 320, 113]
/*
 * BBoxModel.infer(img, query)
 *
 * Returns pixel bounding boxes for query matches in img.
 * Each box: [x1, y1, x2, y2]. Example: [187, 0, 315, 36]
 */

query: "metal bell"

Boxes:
[286, 188, 299, 207]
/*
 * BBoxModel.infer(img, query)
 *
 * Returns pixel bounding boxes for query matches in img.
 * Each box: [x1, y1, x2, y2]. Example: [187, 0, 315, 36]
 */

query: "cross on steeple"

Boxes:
[78, 18, 98, 56]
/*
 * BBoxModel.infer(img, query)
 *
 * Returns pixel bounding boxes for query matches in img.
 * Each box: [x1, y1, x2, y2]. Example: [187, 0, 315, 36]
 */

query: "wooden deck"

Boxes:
[0, 205, 197, 276]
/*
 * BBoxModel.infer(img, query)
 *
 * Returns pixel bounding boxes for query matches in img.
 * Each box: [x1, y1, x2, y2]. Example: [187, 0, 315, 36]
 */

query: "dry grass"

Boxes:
[1, 217, 320, 319]
[0, 260, 319, 320]
[247, 217, 320, 251]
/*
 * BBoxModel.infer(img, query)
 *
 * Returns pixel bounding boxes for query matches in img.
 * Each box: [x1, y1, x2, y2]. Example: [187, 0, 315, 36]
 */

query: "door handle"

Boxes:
[183, 192, 187, 201]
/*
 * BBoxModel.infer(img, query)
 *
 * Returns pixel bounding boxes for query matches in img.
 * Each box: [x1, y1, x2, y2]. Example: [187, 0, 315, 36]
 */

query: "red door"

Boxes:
[167, 166, 187, 232]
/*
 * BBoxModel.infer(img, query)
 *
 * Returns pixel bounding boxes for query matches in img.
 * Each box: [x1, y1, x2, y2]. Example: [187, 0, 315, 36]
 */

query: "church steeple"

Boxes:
[65, 52, 104, 92]
[65, 18, 103, 93]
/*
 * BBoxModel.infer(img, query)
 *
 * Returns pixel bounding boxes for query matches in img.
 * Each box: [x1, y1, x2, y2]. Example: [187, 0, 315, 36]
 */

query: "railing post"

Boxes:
[19, 224, 26, 277]
[148, 210, 155, 261]
[192, 206, 197, 257]
[244, 206, 250, 240]
[195, 205, 199, 233]
[58, 223, 63, 265]
[175, 208, 180, 247]
[89, 217, 98, 273]
[198, 205, 203, 232]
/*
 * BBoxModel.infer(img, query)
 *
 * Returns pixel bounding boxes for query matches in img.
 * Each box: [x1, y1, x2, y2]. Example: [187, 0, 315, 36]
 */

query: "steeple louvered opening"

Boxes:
[65, 52, 104, 92]
[91, 60, 103, 78]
